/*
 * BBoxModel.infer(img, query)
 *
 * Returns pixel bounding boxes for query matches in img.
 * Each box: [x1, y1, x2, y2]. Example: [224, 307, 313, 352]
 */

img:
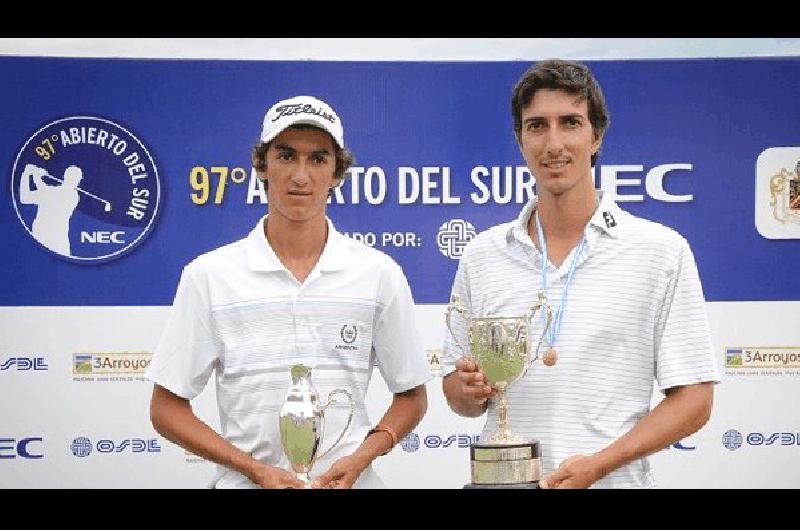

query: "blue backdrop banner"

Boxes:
[2, 57, 799, 305]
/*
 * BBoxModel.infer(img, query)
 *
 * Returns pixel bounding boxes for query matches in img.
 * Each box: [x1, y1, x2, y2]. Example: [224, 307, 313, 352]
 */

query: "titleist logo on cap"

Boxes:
[272, 103, 337, 124]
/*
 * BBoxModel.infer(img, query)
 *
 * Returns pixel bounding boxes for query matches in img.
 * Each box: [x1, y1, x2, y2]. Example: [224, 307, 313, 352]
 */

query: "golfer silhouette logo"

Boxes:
[11, 116, 161, 263]
[19, 164, 91, 256]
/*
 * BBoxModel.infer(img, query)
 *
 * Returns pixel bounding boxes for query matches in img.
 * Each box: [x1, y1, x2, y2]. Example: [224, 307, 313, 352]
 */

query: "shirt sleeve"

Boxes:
[654, 238, 721, 391]
[146, 264, 221, 399]
[371, 259, 432, 393]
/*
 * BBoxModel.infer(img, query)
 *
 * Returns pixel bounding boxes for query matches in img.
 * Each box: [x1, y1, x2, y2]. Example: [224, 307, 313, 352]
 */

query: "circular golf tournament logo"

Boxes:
[11, 116, 161, 263]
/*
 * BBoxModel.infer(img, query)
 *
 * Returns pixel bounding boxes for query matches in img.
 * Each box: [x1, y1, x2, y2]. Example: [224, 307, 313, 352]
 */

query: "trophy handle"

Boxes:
[521, 292, 554, 378]
[445, 294, 470, 358]
[315, 388, 355, 461]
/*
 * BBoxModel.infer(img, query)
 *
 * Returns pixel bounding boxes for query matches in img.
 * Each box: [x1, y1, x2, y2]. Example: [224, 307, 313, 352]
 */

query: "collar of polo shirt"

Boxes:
[245, 215, 350, 273]
[509, 190, 623, 248]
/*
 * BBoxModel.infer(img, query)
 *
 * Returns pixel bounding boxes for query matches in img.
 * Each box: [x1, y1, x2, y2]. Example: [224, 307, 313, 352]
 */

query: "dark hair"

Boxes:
[511, 59, 610, 167]
[251, 124, 355, 193]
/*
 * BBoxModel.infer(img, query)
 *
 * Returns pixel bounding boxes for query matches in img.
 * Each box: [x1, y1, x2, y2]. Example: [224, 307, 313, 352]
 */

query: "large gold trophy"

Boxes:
[446, 293, 553, 487]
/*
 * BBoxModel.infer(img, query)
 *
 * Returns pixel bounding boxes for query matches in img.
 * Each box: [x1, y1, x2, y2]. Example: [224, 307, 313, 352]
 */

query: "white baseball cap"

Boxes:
[260, 95, 344, 148]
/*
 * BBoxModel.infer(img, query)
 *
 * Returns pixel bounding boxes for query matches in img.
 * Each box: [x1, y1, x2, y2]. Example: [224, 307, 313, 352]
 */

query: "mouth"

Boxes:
[288, 191, 312, 196]
[541, 159, 570, 169]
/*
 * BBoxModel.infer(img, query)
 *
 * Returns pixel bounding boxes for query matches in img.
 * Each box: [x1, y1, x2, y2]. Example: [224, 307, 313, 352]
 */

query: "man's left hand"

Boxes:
[311, 455, 369, 489]
[539, 455, 602, 489]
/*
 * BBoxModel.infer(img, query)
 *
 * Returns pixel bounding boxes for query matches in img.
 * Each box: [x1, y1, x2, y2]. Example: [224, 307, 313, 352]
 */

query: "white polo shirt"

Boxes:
[147, 215, 431, 489]
[442, 191, 720, 488]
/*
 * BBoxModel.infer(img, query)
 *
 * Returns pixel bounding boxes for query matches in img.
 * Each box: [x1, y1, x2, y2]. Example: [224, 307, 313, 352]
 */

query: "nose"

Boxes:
[543, 128, 565, 156]
[290, 161, 310, 186]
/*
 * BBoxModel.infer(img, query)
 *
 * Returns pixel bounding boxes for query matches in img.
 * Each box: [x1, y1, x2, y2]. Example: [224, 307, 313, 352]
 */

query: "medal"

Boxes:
[542, 347, 558, 367]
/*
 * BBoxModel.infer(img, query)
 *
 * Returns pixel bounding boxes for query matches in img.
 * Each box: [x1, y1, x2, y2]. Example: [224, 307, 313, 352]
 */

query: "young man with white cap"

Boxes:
[147, 95, 430, 489]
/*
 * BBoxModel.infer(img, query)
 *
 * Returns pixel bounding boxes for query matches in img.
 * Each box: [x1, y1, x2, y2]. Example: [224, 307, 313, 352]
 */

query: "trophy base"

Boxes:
[463, 481, 539, 489]
[468, 440, 540, 486]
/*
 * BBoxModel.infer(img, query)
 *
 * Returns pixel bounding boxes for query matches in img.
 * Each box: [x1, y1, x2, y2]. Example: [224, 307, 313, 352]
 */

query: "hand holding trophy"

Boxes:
[278, 364, 354, 488]
[446, 292, 554, 487]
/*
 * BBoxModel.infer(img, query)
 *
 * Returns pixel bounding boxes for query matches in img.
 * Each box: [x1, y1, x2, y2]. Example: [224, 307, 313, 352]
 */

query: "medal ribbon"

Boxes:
[535, 209, 587, 350]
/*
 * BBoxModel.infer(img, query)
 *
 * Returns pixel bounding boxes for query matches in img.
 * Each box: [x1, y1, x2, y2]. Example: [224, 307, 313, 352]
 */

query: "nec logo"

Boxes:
[423, 434, 480, 448]
[0, 437, 44, 459]
[597, 163, 694, 203]
[0, 357, 48, 371]
[80, 231, 126, 244]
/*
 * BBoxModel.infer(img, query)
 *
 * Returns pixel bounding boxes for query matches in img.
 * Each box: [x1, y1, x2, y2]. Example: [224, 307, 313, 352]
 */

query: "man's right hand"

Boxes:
[453, 357, 495, 406]
[249, 461, 306, 489]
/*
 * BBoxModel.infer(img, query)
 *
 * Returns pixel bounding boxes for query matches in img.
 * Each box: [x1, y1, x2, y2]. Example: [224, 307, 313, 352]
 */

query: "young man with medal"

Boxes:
[442, 60, 720, 488]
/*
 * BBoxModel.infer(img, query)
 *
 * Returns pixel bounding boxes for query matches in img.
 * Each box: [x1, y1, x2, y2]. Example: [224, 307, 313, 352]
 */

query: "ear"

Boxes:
[592, 130, 604, 156]
[257, 165, 269, 189]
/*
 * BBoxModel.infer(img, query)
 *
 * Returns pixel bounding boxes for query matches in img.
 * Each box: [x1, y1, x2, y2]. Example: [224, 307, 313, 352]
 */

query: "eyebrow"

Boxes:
[523, 113, 584, 126]
[274, 144, 332, 156]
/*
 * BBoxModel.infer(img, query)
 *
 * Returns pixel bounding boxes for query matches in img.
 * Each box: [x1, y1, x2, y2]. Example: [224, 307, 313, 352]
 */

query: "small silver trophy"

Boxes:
[446, 292, 553, 487]
[278, 364, 354, 487]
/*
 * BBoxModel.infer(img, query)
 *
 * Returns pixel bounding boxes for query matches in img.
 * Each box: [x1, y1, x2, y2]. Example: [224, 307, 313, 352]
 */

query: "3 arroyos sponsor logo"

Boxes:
[11, 116, 161, 263]
[725, 346, 800, 371]
[73, 352, 152, 382]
